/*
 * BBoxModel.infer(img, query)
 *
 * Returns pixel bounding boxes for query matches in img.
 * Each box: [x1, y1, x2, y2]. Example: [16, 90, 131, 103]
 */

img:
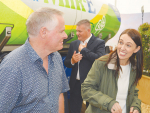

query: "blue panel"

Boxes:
[62, 56, 72, 99]
[62, 56, 72, 82]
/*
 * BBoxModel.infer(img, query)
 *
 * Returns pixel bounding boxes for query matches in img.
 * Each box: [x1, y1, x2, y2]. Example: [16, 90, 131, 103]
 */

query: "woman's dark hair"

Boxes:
[106, 29, 143, 85]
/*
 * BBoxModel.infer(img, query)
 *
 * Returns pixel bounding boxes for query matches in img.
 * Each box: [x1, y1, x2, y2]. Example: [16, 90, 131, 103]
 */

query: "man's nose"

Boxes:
[63, 32, 68, 39]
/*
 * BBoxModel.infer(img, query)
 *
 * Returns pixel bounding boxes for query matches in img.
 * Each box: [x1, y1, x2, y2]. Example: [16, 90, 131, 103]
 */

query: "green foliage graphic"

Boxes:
[138, 22, 150, 76]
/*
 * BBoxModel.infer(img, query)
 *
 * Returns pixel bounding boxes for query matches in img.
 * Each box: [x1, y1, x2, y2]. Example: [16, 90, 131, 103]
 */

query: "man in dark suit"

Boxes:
[64, 19, 105, 113]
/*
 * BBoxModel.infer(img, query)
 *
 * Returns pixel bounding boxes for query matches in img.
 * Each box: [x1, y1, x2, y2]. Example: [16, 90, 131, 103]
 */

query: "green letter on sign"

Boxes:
[70, 0, 75, 9]
[65, 0, 70, 8]
[44, 0, 49, 3]
[59, 0, 64, 7]
[75, 0, 86, 11]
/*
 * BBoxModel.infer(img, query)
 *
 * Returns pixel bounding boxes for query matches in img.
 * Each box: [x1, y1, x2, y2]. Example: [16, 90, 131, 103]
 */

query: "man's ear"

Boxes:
[88, 28, 91, 33]
[40, 27, 47, 39]
[134, 46, 141, 53]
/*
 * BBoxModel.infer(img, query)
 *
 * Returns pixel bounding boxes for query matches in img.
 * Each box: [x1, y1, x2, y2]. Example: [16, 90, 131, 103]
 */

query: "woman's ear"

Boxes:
[134, 46, 140, 53]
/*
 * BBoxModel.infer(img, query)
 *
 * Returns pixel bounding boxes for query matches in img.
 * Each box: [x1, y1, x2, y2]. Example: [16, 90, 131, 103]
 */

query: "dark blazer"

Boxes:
[64, 34, 105, 92]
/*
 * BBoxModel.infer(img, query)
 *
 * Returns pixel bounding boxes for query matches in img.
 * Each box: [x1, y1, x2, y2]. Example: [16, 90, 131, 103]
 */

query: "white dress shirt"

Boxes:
[76, 34, 92, 80]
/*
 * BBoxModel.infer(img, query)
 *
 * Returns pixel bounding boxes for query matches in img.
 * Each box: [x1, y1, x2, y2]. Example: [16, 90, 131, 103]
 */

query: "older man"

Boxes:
[64, 19, 105, 113]
[0, 7, 69, 113]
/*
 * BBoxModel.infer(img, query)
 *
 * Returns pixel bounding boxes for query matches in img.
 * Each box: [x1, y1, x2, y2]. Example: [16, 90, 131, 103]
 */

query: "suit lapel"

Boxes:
[76, 40, 80, 53]
[87, 34, 95, 48]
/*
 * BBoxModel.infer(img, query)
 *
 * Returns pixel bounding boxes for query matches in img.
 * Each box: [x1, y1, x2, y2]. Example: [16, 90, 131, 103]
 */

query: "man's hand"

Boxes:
[111, 103, 122, 113]
[71, 51, 82, 64]
[130, 107, 139, 113]
[78, 43, 87, 52]
[59, 93, 64, 113]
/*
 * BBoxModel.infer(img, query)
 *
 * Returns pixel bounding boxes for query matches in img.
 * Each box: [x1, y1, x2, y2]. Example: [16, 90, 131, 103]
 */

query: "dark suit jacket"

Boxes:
[64, 34, 105, 92]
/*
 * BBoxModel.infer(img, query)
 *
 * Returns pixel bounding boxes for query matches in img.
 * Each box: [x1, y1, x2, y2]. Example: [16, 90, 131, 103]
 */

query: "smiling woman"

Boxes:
[81, 29, 143, 113]
[117, 34, 141, 65]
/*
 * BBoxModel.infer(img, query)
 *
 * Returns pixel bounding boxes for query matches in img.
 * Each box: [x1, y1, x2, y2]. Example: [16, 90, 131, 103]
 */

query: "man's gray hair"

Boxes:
[26, 7, 63, 37]
[76, 19, 91, 30]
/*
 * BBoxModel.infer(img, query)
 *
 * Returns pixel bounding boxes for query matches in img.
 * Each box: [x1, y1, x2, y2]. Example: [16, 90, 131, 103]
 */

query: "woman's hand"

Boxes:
[130, 107, 139, 113]
[111, 103, 122, 113]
